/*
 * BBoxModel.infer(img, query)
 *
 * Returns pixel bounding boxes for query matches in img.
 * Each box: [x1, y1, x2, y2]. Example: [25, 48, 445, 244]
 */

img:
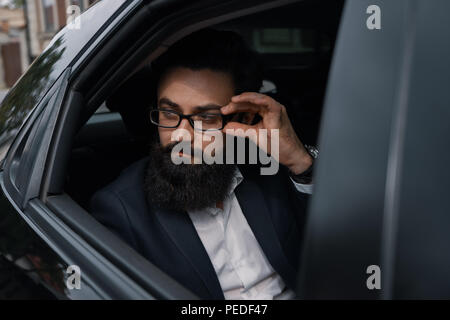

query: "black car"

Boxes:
[0, 0, 449, 299]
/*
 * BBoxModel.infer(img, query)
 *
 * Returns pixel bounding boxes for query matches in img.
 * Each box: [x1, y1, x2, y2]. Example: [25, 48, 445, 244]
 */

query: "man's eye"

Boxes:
[160, 111, 178, 119]
[197, 114, 220, 120]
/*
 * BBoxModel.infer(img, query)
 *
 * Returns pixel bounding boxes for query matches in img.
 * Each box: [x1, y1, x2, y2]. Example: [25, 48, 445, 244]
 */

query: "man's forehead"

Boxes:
[157, 76, 233, 109]
[158, 97, 223, 111]
[158, 67, 234, 94]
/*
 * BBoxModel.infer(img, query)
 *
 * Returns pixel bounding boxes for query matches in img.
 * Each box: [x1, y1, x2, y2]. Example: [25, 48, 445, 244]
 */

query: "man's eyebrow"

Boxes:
[193, 104, 223, 111]
[159, 98, 223, 111]
[158, 98, 180, 109]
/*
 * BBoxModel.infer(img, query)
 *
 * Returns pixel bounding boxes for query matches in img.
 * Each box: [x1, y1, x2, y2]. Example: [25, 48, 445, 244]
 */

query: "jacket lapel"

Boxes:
[235, 175, 298, 290]
[149, 168, 298, 297]
[152, 205, 225, 299]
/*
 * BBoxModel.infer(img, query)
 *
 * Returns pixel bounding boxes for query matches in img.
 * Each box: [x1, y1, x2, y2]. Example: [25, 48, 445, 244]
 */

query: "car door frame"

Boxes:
[297, 0, 450, 299]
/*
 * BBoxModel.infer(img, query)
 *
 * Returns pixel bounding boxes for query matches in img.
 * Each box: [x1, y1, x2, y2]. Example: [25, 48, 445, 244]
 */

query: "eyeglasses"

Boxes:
[150, 109, 232, 131]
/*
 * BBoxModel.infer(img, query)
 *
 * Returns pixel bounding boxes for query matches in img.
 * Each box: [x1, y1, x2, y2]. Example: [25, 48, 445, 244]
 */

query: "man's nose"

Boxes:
[175, 118, 198, 151]
[171, 118, 194, 147]
[178, 118, 196, 145]
[178, 118, 193, 132]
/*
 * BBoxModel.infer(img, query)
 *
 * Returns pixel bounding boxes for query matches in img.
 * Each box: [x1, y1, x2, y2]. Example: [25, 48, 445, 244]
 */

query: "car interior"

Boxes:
[64, 0, 345, 211]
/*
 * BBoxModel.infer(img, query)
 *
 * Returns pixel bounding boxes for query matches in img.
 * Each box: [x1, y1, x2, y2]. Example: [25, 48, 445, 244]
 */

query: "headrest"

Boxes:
[106, 65, 156, 139]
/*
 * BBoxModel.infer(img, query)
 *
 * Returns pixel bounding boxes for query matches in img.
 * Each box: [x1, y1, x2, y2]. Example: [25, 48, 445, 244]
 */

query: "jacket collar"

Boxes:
[152, 203, 225, 299]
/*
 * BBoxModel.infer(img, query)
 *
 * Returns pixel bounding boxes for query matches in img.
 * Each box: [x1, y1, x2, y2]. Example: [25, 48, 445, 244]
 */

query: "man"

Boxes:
[90, 29, 316, 299]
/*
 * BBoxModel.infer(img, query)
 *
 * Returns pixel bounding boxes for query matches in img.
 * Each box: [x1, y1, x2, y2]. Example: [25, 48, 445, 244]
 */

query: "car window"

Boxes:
[3, 69, 70, 208]
[61, 0, 344, 300]
[34, 0, 346, 300]
[3, 97, 50, 202]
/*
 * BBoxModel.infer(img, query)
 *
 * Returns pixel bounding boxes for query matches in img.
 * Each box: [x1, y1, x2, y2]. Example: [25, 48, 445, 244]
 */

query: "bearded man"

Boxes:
[90, 28, 316, 300]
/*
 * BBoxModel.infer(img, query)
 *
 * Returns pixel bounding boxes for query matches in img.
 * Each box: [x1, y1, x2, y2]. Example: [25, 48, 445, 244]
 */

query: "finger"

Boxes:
[232, 92, 280, 112]
[222, 122, 258, 140]
[221, 101, 267, 116]
[232, 92, 268, 104]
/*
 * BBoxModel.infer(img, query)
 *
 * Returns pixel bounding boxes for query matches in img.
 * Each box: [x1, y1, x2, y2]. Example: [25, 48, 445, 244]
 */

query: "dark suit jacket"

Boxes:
[89, 157, 309, 299]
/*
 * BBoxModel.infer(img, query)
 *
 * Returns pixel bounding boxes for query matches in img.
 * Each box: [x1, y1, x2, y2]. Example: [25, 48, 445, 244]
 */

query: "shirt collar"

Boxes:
[191, 166, 243, 216]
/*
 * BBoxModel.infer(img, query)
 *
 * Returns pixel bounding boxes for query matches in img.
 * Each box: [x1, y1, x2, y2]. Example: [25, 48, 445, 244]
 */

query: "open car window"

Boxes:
[49, 0, 345, 300]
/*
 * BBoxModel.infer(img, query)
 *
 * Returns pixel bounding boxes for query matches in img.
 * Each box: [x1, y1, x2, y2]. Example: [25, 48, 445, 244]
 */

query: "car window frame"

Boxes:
[2, 69, 70, 209]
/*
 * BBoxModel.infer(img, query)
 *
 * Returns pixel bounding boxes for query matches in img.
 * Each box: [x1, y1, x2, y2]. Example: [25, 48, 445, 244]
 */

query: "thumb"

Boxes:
[223, 122, 256, 136]
[222, 122, 259, 144]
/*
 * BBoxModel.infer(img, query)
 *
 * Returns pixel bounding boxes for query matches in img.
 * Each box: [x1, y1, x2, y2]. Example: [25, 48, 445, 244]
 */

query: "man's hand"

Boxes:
[221, 92, 313, 175]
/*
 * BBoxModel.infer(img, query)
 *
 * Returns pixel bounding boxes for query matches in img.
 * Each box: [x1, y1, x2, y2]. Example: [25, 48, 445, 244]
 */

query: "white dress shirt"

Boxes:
[187, 168, 312, 300]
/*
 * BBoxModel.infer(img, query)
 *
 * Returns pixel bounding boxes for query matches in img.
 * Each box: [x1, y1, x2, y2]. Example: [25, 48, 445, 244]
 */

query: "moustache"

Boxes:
[160, 141, 202, 156]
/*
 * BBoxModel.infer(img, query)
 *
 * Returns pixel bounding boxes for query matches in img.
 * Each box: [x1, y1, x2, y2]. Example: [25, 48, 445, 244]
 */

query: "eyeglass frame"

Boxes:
[149, 108, 237, 131]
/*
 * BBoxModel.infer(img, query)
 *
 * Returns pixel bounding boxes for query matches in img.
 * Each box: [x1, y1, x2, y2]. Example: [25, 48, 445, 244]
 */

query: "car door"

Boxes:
[298, 0, 450, 299]
[0, 68, 155, 299]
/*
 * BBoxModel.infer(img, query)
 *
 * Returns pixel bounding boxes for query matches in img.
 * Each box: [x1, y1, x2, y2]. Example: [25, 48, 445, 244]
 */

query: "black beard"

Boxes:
[144, 141, 237, 212]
